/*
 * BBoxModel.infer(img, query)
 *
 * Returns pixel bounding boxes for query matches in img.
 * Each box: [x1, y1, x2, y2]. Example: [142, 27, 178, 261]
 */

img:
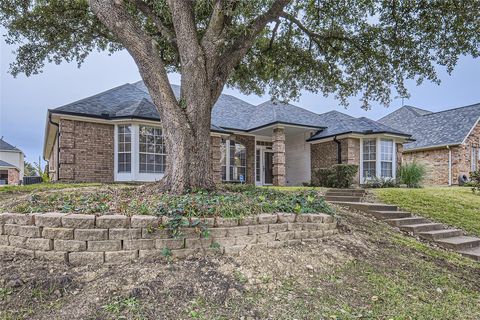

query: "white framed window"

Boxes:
[362, 138, 376, 179]
[472, 146, 478, 172]
[380, 139, 394, 178]
[117, 125, 132, 173]
[139, 125, 166, 173]
[221, 139, 247, 182]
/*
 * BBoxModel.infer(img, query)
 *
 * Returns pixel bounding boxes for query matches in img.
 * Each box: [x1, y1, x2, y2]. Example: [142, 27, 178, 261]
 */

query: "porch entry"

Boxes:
[255, 147, 274, 186]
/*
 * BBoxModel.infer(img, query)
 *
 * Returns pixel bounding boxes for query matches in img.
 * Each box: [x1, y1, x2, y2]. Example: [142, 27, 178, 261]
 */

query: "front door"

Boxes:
[264, 151, 274, 185]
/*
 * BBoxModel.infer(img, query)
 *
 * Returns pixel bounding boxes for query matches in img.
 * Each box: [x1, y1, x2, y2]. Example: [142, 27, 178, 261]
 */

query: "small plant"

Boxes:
[470, 170, 480, 193]
[161, 247, 172, 258]
[210, 242, 221, 250]
[0, 287, 13, 299]
[397, 163, 426, 188]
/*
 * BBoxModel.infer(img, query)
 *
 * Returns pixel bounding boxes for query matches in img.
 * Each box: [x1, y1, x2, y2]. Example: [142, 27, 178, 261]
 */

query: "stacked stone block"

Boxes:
[0, 212, 337, 265]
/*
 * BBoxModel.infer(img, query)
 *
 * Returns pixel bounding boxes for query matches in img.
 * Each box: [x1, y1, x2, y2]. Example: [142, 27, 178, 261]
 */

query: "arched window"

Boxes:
[221, 138, 247, 182]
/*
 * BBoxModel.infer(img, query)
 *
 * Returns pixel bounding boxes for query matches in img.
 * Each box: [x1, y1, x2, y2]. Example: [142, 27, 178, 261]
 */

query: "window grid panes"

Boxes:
[362, 139, 376, 178]
[139, 125, 166, 173]
[117, 125, 131, 173]
[380, 139, 394, 178]
[255, 149, 261, 182]
[220, 139, 247, 182]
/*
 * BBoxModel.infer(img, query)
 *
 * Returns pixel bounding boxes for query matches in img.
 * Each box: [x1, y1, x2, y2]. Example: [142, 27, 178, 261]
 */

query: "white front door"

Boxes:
[255, 147, 274, 186]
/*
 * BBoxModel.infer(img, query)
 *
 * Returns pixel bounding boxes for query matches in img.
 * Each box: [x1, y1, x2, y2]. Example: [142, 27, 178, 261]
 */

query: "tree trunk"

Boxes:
[147, 80, 215, 194]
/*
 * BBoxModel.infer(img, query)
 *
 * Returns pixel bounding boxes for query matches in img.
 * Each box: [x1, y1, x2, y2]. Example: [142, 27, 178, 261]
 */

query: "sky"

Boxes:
[1, 39, 479, 163]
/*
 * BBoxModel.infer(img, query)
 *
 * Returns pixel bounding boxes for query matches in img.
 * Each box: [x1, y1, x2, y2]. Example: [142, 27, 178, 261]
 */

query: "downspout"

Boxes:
[333, 136, 342, 164]
[447, 145, 452, 186]
[48, 112, 60, 179]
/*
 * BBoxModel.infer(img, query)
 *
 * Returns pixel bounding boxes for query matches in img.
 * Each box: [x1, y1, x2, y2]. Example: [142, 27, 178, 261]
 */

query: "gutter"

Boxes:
[333, 136, 342, 164]
[48, 111, 60, 177]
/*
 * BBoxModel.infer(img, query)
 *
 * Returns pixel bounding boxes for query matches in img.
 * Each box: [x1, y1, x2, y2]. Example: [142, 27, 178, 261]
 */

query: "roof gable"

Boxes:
[379, 103, 480, 150]
[0, 138, 22, 152]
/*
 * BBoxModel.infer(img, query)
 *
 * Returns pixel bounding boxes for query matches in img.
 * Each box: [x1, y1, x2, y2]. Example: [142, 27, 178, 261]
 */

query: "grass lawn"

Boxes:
[373, 187, 480, 237]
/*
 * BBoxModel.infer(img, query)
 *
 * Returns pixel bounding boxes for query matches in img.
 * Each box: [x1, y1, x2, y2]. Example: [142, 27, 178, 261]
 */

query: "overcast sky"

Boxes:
[1, 39, 479, 163]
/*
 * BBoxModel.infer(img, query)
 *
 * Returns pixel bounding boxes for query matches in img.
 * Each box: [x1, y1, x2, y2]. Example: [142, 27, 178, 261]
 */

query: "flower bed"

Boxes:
[1, 184, 333, 218]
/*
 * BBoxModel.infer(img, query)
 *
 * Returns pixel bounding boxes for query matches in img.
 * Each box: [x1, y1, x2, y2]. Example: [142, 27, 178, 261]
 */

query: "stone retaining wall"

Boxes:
[0, 212, 337, 265]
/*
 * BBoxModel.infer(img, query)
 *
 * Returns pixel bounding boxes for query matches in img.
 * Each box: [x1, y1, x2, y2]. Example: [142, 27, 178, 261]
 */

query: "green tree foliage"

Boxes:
[1, 0, 479, 107]
[23, 161, 36, 176]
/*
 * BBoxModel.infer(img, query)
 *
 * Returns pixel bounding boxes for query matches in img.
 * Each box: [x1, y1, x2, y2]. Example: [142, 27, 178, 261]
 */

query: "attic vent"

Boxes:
[101, 112, 111, 118]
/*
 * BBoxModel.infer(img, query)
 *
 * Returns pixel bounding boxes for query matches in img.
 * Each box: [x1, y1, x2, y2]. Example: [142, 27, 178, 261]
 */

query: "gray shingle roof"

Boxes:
[378, 104, 480, 150]
[50, 81, 409, 139]
[0, 138, 21, 152]
[307, 111, 410, 141]
[0, 160, 16, 168]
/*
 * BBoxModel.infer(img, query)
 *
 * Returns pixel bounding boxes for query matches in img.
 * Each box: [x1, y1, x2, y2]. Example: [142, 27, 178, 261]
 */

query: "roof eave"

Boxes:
[307, 131, 412, 142]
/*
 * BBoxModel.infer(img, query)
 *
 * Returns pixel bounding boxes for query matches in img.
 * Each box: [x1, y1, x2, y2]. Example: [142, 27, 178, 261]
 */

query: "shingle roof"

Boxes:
[0, 160, 16, 168]
[50, 81, 409, 139]
[307, 111, 410, 141]
[0, 138, 21, 152]
[378, 104, 480, 150]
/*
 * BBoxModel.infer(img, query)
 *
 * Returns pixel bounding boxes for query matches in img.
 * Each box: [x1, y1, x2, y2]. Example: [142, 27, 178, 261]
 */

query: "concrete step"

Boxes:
[417, 229, 464, 241]
[331, 202, 399, 213]
[325, 195, 363, 202]
[400, 223, 444, 233]
[370, 211, 411, 219]
[435, 236, 480, 251]
[384, 217, 429, 227]
[458, 247, 480, 261]
[325, 191, 366, 197]
[327, 188, 365, 193]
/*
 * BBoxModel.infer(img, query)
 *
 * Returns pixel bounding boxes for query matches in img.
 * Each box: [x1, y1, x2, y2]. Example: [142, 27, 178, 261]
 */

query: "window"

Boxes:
[139, 125, 166, 173]
[220, 139, 247, 181]
[472, 146, 478, 172]
[380, 139, 394, 178]
[362, 138, 376, 179]
[256, 149, 261, 182]
[117, 125, 131, 173]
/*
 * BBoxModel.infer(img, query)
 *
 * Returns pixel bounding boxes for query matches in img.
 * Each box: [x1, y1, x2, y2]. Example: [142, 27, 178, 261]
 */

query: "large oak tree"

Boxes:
[1, 0, 479, 193]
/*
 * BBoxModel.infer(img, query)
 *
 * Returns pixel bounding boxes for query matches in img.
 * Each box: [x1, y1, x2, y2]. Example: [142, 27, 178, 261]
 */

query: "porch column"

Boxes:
[273, 127, 286, 186]
[210, 136, 222, 184]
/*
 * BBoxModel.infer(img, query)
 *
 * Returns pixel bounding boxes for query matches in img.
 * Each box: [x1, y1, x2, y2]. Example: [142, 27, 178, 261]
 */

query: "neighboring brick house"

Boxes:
[0, 138, 24, 185]
[379, 104, 480, 185]
[43, 81, 411, 186]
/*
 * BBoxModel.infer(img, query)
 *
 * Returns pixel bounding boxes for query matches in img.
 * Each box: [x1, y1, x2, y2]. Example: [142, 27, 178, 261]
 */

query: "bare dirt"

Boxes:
[1, 206, 480, 320]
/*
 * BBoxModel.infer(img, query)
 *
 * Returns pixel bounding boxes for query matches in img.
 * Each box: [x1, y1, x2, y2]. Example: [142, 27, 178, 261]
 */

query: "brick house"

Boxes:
[43, 82, 411, 186]
[379, 104, 480, 185]
[0, 138, 24, 185]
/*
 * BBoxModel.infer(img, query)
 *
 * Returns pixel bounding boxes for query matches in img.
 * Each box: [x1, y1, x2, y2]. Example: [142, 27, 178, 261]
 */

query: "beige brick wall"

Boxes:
[0, 212, 337, 264]
[58, 119, 114, 182]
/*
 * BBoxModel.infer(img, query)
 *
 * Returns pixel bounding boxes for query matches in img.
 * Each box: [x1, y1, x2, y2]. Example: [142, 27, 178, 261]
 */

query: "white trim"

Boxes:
[461, 116, 480, 145]
[448, 146, 452, 186]
[114, 123, 165, 182]
[308, 132, 409, 144]
[360, 137, 397, 184]
[404, 143, 461, 153]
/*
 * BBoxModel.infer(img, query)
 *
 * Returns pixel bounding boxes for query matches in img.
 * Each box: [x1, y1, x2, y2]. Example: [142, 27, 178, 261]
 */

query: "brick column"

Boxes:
[273, 127, 286, 186]
[7, 168, 20, 185]
[210, 136, 222, 184]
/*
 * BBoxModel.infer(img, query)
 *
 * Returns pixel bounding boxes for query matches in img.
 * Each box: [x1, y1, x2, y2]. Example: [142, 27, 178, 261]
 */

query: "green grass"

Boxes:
[0, 183, 104, 193]
[373, 187, 480, 236]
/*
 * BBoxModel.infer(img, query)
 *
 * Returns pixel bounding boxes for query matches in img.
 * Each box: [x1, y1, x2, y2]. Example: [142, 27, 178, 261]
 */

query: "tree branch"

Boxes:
[212, 0, 292, 100]
[132, 0, 177, 50]
[88, 0, 178, 114]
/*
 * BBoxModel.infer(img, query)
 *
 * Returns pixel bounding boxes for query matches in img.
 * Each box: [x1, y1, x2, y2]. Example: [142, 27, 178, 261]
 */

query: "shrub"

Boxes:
[312, 164, 358, 188]
[470, 170, 480, 193]
[363, 177, 397, 188]
[397, 163, 426, 188]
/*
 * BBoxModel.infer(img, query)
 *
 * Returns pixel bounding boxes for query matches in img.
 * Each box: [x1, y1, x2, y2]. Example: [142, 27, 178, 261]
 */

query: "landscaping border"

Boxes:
[0, 212, 337, 264]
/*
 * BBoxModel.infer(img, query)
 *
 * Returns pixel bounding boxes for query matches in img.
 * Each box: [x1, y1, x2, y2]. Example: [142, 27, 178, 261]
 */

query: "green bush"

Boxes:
[397, 163, 426, 188]
[312, 164, 358, 188]
[470, 170, 480, 193]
